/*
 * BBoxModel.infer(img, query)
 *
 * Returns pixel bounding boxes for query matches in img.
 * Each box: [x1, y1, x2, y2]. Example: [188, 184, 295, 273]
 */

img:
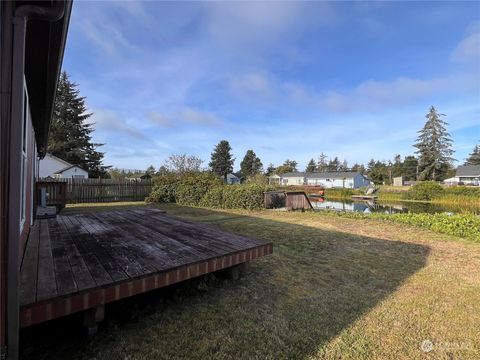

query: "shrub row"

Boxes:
[146, 172, 271, 210]
[322, 211, 480, 243]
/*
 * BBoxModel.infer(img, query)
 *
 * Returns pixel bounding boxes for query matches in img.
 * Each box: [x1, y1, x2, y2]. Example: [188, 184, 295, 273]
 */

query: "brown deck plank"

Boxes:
[36, 220, 58, 302]
[129, 209, 262, 251]
[20, 223, 40, 306]
[86, 211, 199, 270]
[73, 213, 155, 277]
[61, 215, 129, 282]
[123, 210, 243, 256]
[48, 218, 78, 296]
[53, 217, 97, 292]
[105, 210, 219, 258]
[133, 208, 261, 247]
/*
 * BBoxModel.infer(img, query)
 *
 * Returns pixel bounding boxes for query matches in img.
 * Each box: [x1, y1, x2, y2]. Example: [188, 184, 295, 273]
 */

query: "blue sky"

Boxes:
[63, 1, 480, 171]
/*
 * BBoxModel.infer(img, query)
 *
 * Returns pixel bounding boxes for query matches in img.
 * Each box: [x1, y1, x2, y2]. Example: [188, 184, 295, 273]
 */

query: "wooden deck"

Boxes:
[19, 208, 272, 327]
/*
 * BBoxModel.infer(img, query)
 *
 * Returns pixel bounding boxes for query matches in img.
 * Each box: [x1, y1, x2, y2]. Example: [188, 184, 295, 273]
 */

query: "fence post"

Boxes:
[134, 179, 138, 201]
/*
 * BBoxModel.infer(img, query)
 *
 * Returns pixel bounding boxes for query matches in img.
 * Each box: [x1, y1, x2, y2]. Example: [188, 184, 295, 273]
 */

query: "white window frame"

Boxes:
[20, 83, 29, 231]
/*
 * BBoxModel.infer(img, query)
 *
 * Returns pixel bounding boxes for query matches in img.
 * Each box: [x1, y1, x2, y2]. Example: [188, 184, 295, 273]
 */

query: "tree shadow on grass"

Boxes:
[20, 206, 430, 359]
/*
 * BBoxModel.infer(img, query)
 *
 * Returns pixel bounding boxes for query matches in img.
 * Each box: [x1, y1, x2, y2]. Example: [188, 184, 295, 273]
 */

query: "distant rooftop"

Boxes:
[306, 172, 362, 179]
[456, 165, 480, 176]
[275, 171, 363, 179]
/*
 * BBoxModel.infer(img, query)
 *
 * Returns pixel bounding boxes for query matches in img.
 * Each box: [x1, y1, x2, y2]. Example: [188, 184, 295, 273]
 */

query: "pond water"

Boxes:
[309, 198, 479, 215]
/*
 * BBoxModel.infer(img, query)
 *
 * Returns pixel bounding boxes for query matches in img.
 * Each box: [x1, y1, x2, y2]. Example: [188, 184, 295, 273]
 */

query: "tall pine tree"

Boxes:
[414, 106, 454, 181]
[48, 71, 106, 177]
[209, 140, 234, 182]
[465, 144, 480, 165]
[240, 150, 263, 177]
[305, 158, 316, 172]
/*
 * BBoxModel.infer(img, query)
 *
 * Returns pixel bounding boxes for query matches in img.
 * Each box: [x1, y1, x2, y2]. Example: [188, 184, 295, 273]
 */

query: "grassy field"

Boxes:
[21, 203, 480, 359]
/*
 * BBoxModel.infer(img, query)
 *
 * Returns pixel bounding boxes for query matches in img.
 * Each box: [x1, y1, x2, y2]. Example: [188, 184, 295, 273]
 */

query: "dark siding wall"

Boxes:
[0, 1, 14, 351]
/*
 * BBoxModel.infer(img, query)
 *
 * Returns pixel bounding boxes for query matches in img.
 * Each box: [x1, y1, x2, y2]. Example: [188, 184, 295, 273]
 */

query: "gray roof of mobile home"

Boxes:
[305, 172, 362, 179]
[456, 165, 480, 176]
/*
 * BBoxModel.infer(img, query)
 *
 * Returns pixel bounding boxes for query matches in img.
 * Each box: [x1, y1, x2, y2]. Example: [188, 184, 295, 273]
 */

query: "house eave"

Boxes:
[22, 0, 73, 157]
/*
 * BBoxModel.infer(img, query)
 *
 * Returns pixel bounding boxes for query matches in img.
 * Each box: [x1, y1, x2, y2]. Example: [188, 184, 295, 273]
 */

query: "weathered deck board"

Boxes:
[19, 208, 273, 327]
[130, 209, 261, 250]
[59, 216, 116, 286]
[20, 223, 40, 306]
[53, 217, 96, 291]
[36, 220, 58, 302]
[49, 218, 79, 296]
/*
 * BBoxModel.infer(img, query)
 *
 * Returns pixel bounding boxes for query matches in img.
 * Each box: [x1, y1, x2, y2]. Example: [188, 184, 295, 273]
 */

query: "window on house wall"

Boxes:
[20, 88, 28, 230]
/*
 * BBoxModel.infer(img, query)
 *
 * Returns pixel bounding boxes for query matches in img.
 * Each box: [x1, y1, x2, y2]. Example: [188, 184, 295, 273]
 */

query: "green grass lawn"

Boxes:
[21, 203, 480, 359]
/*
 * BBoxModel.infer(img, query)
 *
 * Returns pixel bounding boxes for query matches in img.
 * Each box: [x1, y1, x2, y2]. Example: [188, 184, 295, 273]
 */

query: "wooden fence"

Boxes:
[38, 178, 153, 204]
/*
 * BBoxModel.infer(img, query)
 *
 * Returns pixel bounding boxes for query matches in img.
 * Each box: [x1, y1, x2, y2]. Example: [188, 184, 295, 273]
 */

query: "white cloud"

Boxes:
[91, 109, 149, 141]
[452, 24, 480, 64]
[147, 111, 173, 128]
[181, 107, 221, 126]
[230, 72, 277, 102]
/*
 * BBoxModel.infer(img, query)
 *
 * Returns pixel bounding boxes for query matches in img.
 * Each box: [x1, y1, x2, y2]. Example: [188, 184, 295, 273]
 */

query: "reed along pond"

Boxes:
[309, 198, 480, 215]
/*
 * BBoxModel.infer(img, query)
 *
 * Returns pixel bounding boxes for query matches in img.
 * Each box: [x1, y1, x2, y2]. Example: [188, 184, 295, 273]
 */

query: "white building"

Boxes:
[39, 153, 88, 179]
[269, 171, 371, 189]
[53, 165, 88, 179]
[306, 172, 371, 189]
[444, 165, 480, 186]
[278, 172, 306, 186]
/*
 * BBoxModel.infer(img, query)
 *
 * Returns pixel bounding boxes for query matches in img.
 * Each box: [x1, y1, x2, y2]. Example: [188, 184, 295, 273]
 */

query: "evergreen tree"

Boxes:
[414, 106, 454, 180]
[351, 163, 365, 173]
[339, 159, 348, 171]
[465, 144, 480, 165]
[209, 140, 234, 182]
[317, 152, 328, 172]
[48, 71, 106, 177]
[392, 154, 403, 178]
[403, 155, 419, 181]
[367, 159, 389, 184]
[305, 158, 316, 172]
[265, 163, 276, 176]
[145, 165, 156, 177]
[327, 157, 340, 171]
[240, 150, 263, 177]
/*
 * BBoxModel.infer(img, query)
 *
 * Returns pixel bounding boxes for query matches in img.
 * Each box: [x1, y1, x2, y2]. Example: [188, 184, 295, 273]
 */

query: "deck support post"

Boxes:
[83, 305, 104, 337]
[222, 262, 250, 281]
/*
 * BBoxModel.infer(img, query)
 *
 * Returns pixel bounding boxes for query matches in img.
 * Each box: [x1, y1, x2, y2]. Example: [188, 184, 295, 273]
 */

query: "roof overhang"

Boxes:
[21, 0, 72, 157]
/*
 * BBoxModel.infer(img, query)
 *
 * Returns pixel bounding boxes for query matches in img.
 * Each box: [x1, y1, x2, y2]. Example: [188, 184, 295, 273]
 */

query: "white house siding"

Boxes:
[38, 154, 71, 178]
[306, 174, 370, 189]
[306, 178, 352, 188]
[282, 177, 305, 186]
[56, 166, 88, 179]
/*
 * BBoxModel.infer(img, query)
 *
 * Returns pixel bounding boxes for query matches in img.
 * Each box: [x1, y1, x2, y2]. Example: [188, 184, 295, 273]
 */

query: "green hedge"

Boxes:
[404, 181, 443, 201]
[322, 211, 480, 243]
[147, 173, 271, 210]
[200, 184, 272, 209]
[145, 174, 178, 203]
